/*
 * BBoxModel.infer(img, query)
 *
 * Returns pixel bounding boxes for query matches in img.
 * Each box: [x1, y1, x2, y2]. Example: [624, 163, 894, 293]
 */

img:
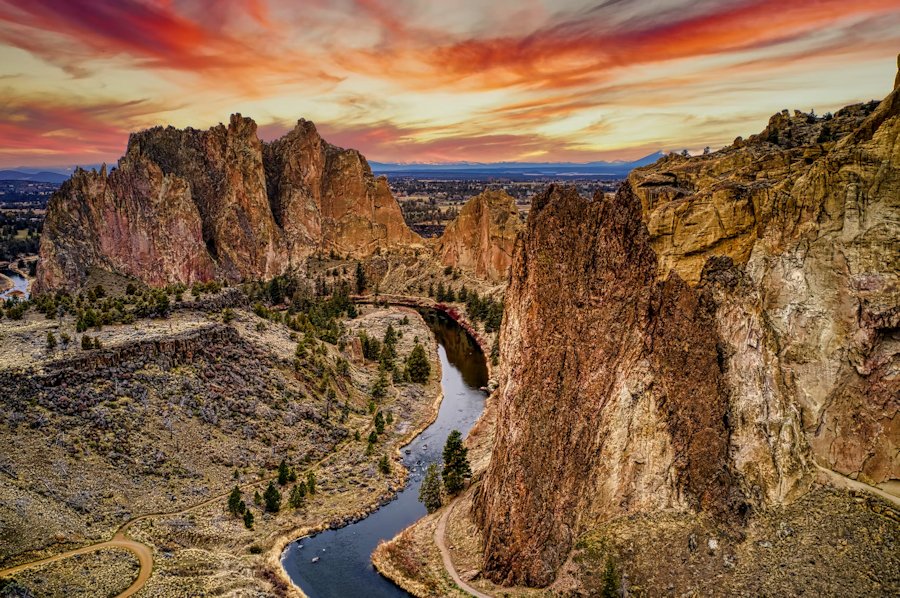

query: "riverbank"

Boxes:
[279, 306, 489, 598]
[0, 300, 445, 597]
[269, 305, 446, 597]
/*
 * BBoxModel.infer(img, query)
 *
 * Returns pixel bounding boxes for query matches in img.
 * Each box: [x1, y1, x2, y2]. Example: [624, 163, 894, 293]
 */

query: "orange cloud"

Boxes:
[343, 0, 900, 90]
[0, 94, 167, 166]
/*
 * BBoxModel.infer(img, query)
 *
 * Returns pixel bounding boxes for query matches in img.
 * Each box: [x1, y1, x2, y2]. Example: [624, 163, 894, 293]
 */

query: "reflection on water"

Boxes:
[282, 309, 488, 598]
[1, 270, 29, 300]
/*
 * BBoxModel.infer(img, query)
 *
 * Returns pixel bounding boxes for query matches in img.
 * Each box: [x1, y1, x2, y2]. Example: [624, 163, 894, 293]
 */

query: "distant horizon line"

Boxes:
[3, 151, 677, 174]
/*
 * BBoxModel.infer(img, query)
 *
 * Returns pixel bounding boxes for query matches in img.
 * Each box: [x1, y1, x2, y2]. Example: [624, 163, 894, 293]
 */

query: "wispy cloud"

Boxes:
[0, 0, 898, 167]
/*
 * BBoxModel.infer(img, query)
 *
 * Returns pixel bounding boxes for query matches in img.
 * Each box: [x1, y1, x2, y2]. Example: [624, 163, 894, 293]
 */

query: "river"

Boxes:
[282, 309, 489, 598]
[0, 270, 29, 300]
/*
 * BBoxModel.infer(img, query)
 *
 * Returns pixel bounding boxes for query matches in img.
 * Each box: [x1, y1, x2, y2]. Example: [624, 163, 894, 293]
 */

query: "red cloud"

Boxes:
[0, 94, 166, 167]
[0, 0, 337, 88]
[343, 0, 900, 90]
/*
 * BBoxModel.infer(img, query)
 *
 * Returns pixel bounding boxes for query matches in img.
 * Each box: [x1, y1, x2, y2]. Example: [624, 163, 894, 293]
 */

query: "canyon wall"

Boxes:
[36, 116, 421, 291]
[475, 64, 899, 586]
[437, 189, 523, 282]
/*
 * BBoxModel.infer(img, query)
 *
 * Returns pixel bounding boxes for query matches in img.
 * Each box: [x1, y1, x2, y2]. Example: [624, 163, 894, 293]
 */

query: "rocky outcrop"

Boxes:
[436, 189, 523, 282]
[475, 60, 899, 587]
[630, 101, 881, 284]
[473, 185, 738, 587]
[36, 116, 420, 291]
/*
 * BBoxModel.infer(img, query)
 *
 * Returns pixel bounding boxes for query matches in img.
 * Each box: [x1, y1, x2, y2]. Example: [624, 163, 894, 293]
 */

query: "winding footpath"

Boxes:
[435, 500, 492, 598]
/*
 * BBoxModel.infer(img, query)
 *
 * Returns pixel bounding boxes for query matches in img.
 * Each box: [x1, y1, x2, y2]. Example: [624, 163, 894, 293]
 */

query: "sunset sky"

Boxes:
[0, 0, 898, 168]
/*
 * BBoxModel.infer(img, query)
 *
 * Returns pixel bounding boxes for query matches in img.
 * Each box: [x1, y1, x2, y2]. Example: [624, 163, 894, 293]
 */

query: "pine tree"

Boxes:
[243, 508, 255, 529]
[355, 262, 366, 294]
[405, 343, 431, 383]
[371, 370, 388, 399]
[386, 411, 394, 425]
[289, 484, 306, 509]
[368, 430, 378, 444]
[46, 331, 57, 351]
[277, 459, 289, 485]
[378, 454, 391, 474]
[374, 411, 385, 434]
[227, 486, 244, 516]
[263, 482, 282, 513]
[418, 463, 442, 513]
[442, 430, 472, 495]
[306, 471, 316, 495]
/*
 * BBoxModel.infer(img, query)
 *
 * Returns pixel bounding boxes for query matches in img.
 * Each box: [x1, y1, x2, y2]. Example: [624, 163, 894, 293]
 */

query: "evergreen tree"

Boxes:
[243, 508, 255, 529]
[378, 454, 390, 474]
[289, 484, 306, 509]
[227, 486, 244, 516]
[368, 430, 378, 444]
[374, 411, 385, 434]
[383, 323, 397, 352]
[405, 343, 431, 383]
[442, 430, 472, 495]
[435, 281, 446, 302]
[355, 262, 366, 294]
[600, 557, 621, 598]
[386, 411, 394, 425]
[253, 490, 262, 505]
[306, 471, 317, 495]
[46, 331, 57, 351]
[263, 482, 282, 513]
[277, 459, 290, 485]
[371, 370, 388, 399]
[418, 463, 442, 513]
[354, 430, 361, 441]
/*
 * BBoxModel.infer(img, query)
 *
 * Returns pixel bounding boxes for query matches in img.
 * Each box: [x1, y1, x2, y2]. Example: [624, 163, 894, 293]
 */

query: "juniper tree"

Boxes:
[442, 430, 471, 495]
[289, 484, 306, 509]
[263, 482, 282, 513]
[277, 459, 289, 485]
[227, 486, 244, 516]
[243, 509, 255, 529]
[355, 262, 366, 294]
[405, 343, 430, 383]
[418, 463, 442, 513]
[374, 411, 385, 434]
[378, 454, 391, 475]
[306, 471, 316, 495]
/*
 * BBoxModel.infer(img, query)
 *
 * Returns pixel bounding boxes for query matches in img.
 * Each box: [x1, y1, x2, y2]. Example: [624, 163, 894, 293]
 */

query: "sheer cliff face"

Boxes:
[437, 189, 523, 282]
[36, 115, 420, 291]
[475, 66, 899, 587]
[473, 185, 735, 587]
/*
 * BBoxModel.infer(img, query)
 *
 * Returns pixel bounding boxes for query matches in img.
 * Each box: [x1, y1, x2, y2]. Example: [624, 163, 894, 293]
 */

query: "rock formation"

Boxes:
[436, 189, 523, 282]
[36, 116, 420, 291]
[475, 61, 899, 586]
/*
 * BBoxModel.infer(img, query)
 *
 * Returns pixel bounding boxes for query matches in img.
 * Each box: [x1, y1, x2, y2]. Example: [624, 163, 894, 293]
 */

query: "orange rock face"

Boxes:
[35, 115, 420, 291]
[437, 189, 523, 282]
[474, 62, 899, 587]
[473, 185, 735, 587]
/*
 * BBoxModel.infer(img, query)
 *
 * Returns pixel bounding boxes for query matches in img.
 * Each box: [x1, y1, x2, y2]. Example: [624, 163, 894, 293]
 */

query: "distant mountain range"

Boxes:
[0, 170, 70, 183]
[369, 152, 665, 179]
[2, 152, 667, 185]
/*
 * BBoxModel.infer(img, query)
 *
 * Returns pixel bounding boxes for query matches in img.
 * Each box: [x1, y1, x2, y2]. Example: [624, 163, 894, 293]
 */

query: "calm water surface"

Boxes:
[282, 310, 488, 598]
[0, 270, 29, 300]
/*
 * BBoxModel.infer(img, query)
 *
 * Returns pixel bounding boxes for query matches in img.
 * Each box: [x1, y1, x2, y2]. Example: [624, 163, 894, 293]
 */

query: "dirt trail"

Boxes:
[0, 533, 151, 598]
[435, 501, 493, 598]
